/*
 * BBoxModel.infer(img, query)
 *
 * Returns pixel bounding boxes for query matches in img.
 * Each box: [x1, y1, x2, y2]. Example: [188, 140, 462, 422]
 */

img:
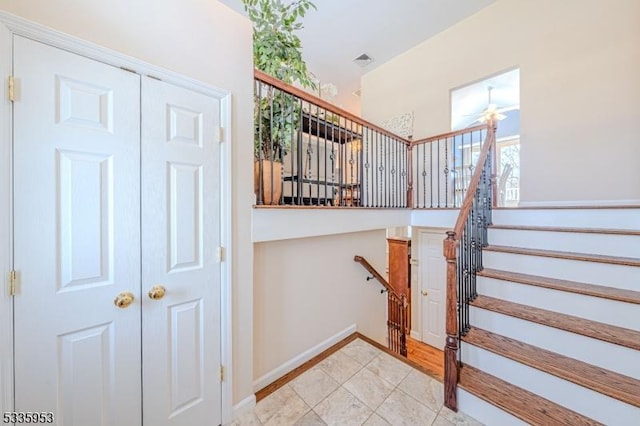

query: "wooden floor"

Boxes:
[406, 336, 444, 380]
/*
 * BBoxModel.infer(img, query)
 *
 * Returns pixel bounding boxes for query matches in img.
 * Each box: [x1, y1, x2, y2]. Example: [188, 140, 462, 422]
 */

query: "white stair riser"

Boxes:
[458, 388, 527, 426]
[483, 251, 640, 291]
[477, 277, 640, 331]
[488, 228, 640, 258]
[461, 345, 640, 424]
[469, 307, 640, 379]
[492, 209, 640, 229]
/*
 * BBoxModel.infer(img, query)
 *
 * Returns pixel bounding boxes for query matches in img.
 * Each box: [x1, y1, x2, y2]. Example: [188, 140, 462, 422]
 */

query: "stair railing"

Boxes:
[411, 124, 490, 208]
[443, 120, 497, 411]
[354, 255, 408, 356]
[254, 70, 412, 207]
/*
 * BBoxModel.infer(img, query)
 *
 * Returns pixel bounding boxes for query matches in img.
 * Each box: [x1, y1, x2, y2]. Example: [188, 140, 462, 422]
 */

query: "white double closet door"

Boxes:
[12, 36, 221, 426]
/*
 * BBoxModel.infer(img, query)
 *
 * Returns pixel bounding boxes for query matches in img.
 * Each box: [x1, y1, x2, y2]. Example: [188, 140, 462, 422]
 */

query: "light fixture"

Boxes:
[353, 53, 374, 67]
[479, 87, 506, 122]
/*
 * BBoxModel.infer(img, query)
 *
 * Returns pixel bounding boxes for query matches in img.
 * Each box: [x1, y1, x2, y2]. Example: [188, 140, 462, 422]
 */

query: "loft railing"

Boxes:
[354, 255, 408, 356]
[442, 120, 497, 411]
[253, 71, 492, 209]
[411, 125, 490, 208]
[254, 70, 411, 207]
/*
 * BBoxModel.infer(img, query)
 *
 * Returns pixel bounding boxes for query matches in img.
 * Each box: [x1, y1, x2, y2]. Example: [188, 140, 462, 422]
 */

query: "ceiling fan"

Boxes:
[471, 86, 511, 123]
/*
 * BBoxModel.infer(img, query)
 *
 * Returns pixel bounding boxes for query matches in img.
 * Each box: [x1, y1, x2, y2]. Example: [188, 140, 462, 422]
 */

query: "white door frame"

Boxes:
[0, 13, 235, 425]
[412, 227, 448, 347]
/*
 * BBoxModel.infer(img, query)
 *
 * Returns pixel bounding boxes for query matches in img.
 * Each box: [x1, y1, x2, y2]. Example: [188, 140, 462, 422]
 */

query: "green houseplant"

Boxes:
[243, 0, 317, 204]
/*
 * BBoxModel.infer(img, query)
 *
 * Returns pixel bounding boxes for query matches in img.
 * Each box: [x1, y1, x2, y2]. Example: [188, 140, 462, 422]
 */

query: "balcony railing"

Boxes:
[253, 71, 492, 209]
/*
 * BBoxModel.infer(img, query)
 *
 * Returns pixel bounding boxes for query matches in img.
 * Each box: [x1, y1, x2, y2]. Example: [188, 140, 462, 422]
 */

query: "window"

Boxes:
[451, 69, 520, 206]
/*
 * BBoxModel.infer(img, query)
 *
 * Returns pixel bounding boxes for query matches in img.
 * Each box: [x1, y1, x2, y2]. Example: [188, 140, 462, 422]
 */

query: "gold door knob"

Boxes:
[148, 285, 166, 300]
[114, 292, 135, 308]
[421, 290, 428, 296]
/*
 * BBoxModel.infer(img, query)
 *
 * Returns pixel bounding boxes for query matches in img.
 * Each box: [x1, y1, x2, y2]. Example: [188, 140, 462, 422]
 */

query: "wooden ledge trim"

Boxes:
[459, 365, 602, 425]
[470, 296, 640, 351]
[489, 224, 640, 236]
[484, 245, 640, 267]
[478, 268, 640, 305]
[493, 205, 640, 210]
[462, 327, 640, 408]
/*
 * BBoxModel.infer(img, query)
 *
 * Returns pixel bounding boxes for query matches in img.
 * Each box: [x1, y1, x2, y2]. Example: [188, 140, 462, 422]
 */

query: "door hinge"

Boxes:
[216, 246, 225, 263]
[216, 126, 224, 143]
[220, 365, 225, 382]
[8, 270, 17, 296]
[8, 76, 14, 102]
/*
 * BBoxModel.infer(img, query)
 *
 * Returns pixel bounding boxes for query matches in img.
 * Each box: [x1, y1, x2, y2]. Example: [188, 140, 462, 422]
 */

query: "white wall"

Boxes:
[361, 0, 640, 205]
[0, 0, 256, 406]
[253, 230, 388, 385]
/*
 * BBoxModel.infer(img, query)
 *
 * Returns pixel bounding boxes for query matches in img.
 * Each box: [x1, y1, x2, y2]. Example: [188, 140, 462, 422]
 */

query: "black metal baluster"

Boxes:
[444, 137, 449, 207]
[256, 81, 264, 205]
[364, 127, 370, 207]
[430, 141, 434, 208]
[323, 108, 328, 205]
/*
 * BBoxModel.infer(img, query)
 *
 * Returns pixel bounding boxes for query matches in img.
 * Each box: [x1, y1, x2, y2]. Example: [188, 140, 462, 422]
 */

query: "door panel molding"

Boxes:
[0, 13, 233, 424]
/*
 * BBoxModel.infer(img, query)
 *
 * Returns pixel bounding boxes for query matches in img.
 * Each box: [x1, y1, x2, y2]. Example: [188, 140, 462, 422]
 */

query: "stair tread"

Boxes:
[489, 224, 640, 236]
[462, 327, 640, 408]
[478, 268, 640, 305]
[470, 295, 640, 351]
[484, 244, 640, 267]
[459, 364, 602, 426]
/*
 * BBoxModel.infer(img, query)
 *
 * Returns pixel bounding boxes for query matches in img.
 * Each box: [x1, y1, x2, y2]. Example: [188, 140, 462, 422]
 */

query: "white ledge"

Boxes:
[252, 208, 411, 242]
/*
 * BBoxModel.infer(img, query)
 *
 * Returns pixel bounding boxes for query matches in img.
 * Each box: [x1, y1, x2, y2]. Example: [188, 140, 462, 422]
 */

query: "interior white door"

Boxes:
[13, 36, 142, 425]
[419, 231, 447, 349]
[141, 77, 221, 426]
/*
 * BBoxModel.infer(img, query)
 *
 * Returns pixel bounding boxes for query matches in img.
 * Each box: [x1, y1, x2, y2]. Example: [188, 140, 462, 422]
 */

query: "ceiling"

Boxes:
[219, 0, 496, 113]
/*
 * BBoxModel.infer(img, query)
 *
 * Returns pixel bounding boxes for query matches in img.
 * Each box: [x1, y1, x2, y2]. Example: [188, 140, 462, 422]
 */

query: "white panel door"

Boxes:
[13, 36, 141, 426]
[141, 77, 221, 426]
[419, 231, 447, 349]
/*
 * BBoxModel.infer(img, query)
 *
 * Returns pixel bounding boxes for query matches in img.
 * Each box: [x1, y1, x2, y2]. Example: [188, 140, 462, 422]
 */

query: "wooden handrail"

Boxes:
[255, 70, 412, 145]
[353, 255, 400, 298]
[452, 124, 496, 236]
[442, 120, 496, 412]
[411, 123, 489, 146]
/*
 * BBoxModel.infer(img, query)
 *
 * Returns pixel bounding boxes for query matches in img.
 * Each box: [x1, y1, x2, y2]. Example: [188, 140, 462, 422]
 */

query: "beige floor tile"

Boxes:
[317, 351, 362, 384]
[343, 368, 395, 410]
[376, 389, 438, 426]
[314, 387, 373, 426]
[340, 339, 382, 365]
[290, 367, 340, 408]
[294, 410, 327, 425]
[362, 413, 391, 425]
[366, 352, 412, 386]
[431, 414, 456, 426]
[255, 385, 310, 425]
[437, 406, 484, 426]
[230, 411, 262, 426]
[397, 369, 444, 412]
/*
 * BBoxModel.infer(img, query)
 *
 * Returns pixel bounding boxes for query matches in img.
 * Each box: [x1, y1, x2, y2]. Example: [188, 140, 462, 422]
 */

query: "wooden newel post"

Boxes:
[443, 230, 459, 411]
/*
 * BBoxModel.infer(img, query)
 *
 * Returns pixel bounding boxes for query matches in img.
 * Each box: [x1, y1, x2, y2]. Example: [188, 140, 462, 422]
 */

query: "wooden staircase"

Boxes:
[455, 218, 640, 425]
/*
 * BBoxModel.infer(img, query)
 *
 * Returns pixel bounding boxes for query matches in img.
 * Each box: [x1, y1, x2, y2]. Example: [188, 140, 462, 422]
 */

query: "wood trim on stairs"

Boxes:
[254, 332, 443, 403]
[478, 268, 640, 305]
[484, 245, 640, 267]
[489, 224, 640, 235]
[462, 327, 640, 408]
[470, 295, 640, 351]
[458, 364, 602, 426]
[254, 333, 357, 402]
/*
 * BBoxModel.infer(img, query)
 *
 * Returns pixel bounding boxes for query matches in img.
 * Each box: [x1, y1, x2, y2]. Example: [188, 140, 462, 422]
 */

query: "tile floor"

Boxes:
[232, 338, 483, 426]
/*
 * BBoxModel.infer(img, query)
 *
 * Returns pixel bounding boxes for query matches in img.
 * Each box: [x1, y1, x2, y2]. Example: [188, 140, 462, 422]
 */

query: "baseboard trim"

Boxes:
[232, 394, 256, 420]
[253, 324, 356, 394]
[410, 330, 421, 340]
[517, 200, 640, 208]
